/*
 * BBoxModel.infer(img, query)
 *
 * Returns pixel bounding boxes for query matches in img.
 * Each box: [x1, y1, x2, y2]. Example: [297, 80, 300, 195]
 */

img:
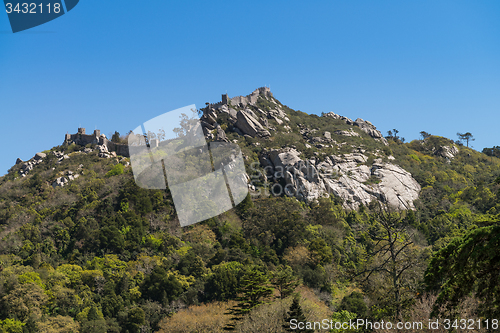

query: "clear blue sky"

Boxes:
[1, 1, 499, 175]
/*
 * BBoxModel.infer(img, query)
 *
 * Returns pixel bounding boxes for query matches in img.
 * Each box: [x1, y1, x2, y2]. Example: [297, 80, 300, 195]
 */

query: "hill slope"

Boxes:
[0, 88, 499, 332]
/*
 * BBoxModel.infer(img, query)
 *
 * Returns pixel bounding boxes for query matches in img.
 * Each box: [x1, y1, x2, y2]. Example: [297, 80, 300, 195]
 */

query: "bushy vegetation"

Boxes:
[0, 98, 500, 332]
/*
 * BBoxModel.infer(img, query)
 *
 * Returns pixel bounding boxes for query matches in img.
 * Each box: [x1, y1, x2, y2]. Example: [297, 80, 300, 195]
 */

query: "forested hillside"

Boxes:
[0, 89, 499, 332]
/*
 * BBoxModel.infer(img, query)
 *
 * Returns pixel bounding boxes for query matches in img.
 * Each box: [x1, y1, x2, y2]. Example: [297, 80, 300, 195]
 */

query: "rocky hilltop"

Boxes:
[11, 87, 468, 211]
[200, 87, 421, 210]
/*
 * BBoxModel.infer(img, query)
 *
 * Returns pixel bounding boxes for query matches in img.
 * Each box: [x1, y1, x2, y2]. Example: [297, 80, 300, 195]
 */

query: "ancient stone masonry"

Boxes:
[229, 87, 273, 107]
[64, 128, 130, 157]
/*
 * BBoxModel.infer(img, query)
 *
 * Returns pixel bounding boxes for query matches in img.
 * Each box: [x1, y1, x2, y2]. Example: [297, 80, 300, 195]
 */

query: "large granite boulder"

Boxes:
[34, 152, 46, 161]
[268, 148, 302, 170]
[370, 163, 421, 210]
[235, 110, 271, 138]
[435, 145, 459, 159]
[261, 150, 421, 210]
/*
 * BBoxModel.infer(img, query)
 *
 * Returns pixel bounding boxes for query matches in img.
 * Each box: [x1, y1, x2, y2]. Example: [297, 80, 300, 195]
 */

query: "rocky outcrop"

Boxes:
[268, 148, 302, 170]
[98, 145, 116, 158]
[19, 152, 49, 177]
[322, 113, 388, 145]
[235, 110, 271, 138]
[322, 112, 354, 125]
[52, 170, 80, 188]
[34, 152, 46, 161]
[260, 149, 420, 210]
[52, 151, 70, 164]
[215, 125, 228, 142]
[334, 129, 360, 137]
[435, 145, 459, 159]
[200, 87, 289, 140]
[20, 159, 41, 177]
[353, 118, 388, 145]
[198, 88, 420, 210]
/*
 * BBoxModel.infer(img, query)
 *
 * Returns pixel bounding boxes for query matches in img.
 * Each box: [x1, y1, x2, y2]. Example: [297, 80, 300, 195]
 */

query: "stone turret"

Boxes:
[222, 93, 229, 105]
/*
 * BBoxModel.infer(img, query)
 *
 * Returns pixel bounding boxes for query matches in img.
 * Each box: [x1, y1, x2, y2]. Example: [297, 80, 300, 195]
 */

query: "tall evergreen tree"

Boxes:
[271, 265, 299, 300]
[283, 294, 314, 333]
[225, 267, 273, 330]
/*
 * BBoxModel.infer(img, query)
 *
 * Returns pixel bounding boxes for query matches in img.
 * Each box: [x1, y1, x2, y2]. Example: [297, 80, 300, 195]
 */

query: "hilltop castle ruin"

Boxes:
[64, 128, 130, 157]
[63, 87, 274, 157]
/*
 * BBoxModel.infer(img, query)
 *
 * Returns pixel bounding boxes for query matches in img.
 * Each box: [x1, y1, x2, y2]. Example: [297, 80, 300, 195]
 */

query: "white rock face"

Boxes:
[435, 145, 459, 159]
[261, 149, 421, 210]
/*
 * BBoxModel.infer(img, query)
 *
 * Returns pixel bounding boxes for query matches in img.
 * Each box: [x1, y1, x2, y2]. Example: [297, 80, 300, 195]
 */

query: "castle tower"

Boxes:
[222, 93, 228, 105]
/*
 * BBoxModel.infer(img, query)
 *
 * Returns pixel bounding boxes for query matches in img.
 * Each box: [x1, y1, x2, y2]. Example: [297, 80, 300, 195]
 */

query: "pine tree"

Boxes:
[283, 294, 314, 333]
[271, 265, 299, 299]
[225, 267, 273, 330]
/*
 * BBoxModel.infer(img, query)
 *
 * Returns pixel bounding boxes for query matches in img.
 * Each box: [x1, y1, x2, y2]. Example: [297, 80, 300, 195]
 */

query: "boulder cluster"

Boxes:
[97, 145, 117, 158]
[259, 148, 420, 210]
[15, 143, 122, 181]
[52, 170, 80, 188]
[17, 152, 46, 177]
[201, 88, 421, 210]
[200, 88, 288, 140]
[53, 151, 70, 164]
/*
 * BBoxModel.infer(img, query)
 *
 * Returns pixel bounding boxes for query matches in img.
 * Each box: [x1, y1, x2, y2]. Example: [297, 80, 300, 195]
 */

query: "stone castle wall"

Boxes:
[64, 129, 130, 157]
[230, 87, 272, 107]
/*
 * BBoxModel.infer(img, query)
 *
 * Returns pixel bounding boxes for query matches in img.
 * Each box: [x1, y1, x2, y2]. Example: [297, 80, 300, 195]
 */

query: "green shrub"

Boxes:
[106, 164, 124, 177]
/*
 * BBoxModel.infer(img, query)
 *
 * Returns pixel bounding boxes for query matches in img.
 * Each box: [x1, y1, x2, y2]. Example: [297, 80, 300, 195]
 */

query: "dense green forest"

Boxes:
[1, 102, 500, 332]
